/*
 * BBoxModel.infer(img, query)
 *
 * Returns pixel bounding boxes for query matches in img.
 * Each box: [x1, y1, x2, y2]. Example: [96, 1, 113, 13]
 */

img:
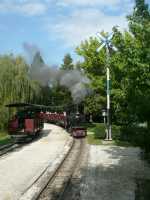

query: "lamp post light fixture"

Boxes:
[102, 109, 107, 125]
[96, 32, 117, 141]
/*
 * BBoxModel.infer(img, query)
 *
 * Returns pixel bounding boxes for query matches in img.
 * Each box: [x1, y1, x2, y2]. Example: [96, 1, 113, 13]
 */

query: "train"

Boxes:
[6, 103, 87, 140]
[6, 103, 44, 140]
[67, 111, 87, 137]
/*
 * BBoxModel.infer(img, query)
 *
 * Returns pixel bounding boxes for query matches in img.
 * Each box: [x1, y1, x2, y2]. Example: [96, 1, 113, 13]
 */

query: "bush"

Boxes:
[112, 125, 121, 140]
[88, 123, 121, 140]
[120, 126, 150, 151]
[94, 124, 105, 139]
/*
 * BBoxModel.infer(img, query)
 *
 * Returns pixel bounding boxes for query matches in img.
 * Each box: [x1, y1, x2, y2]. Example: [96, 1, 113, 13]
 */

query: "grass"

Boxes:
[0, 130, 12, 146]
[87, 134, 102, 145]
[85, 123, 133, 146]
[86, 123, 105, 145]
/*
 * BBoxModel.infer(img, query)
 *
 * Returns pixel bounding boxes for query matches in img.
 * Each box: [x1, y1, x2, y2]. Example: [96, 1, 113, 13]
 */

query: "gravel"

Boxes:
[0, 124, 71, 200]
[79, 145, 150, 200]
[1, 126, 150, 200]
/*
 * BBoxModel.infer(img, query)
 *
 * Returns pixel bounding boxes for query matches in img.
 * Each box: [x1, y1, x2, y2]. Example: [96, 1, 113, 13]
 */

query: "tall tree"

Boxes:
[75, 0, 150, 126]
[61, 53, 74, 70]
[125, 0, 150, 126]
[76, 37, 106, 116]
[0, 54, 41, 129]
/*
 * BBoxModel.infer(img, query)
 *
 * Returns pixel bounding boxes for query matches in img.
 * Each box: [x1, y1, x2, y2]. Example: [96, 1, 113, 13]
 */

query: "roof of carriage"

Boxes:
[5, 103, 46, 108]
[5, 103, 68, 111]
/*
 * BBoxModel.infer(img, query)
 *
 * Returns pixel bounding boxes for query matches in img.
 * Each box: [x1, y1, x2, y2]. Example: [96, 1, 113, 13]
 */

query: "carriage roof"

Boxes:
[5, 103, 44, 108]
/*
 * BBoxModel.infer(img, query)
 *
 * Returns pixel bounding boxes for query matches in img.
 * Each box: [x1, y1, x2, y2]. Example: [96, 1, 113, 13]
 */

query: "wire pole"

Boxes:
[96, 32, 117, 141]
[106, 47, 112, 140]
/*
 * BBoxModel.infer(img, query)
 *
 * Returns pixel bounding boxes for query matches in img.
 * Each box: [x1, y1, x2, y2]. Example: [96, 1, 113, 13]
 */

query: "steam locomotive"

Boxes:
[67, 111, 87, 137]
[6, 103, 87, 140]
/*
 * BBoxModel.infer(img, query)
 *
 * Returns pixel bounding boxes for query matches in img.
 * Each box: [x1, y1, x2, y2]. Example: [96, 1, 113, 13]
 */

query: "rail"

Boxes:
[36, 138, 86, 200]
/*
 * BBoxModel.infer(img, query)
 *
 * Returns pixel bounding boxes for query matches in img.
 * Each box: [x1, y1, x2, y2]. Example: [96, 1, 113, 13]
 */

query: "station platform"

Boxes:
[0, 124, 72, 200]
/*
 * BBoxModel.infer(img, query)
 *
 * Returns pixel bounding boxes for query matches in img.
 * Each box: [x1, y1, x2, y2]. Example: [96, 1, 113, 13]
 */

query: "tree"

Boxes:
[76, 37, 106, 116]
[61, 53, 74, 70]
[0, 54, 41, 129]
[75, 0, 150, 127]
[125, 0, 150, 126]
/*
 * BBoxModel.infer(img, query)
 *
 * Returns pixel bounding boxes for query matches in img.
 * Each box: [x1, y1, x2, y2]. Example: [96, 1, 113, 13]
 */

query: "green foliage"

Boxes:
[88, 123, 121, 140]
[76, 37, 106, 76]
[120, 125, 150, 152]
[127, 1, 150, 125]
[0, 0, 150, 153]
[0, 130, 12, 146]
[0, 54, 42, 129]
[61, 53, 74, 70]
[47, 85, 72, 111]
[87, 123, 128, 146]
[112, 1, 150, 126]
[76, 0, 150, 130]
[76, 37, 106, 115]
[84, 94, 105, 115]
[87, 134, 102, 145]
[0, 53, 73, 130]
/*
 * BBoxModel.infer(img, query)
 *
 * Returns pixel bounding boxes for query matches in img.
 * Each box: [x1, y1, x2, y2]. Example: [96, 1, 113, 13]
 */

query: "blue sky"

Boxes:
[0, 0, 149, 66]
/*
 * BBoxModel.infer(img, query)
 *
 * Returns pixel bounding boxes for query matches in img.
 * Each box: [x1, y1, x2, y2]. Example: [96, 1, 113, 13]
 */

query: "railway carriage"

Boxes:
[6, 102, 86, 140]
[6, 103, 44, 140]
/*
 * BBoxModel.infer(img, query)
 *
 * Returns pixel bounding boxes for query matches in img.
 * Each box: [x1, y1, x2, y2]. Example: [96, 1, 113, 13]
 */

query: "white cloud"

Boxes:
[57, 0, 132, 8]
[47, 8, 128, 47]
[0, 1, 47, 16]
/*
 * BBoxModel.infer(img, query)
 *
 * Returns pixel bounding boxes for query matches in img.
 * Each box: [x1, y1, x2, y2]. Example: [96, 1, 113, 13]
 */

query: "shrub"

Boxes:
[88, 123, 121, 140]
[120, 126, 150, 151]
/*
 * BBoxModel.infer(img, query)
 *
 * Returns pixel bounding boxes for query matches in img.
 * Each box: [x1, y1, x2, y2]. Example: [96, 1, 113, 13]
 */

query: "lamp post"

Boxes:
[102, 109, 107, 125]
[96, 32, 117, 141]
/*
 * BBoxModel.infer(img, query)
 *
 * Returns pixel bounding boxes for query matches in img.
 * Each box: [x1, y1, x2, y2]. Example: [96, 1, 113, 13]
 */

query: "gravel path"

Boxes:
[0, 124, 70, 200]
[78, 145, 150, 200]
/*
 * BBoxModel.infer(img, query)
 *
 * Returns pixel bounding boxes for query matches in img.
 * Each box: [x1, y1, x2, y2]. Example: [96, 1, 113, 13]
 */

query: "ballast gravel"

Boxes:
[0, 124, 71, 200]
[79, 145, 150, 200]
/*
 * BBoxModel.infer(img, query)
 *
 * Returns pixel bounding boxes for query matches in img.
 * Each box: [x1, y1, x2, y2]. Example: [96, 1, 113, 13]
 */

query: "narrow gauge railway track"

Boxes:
[0, 142, 19, 156]
[0, 134, 42, 157]
[37, 138, 86, 200]
[60, 138, 88, 200]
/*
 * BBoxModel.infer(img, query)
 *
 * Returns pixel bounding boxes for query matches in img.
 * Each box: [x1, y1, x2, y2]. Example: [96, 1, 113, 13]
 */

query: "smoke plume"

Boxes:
[23, 43, 42, 64]
[24, 43, 91, 103]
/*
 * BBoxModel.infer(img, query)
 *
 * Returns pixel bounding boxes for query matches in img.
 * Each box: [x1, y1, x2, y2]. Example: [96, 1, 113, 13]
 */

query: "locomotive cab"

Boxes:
[70, 112, 87, 138]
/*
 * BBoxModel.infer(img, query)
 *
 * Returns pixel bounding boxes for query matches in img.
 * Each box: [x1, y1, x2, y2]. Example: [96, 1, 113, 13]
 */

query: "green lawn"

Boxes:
[86, 123, 132, 146]
[0, 131, 12, 146]
[86, 123, 103, 145]
[87, 134, 103, 145]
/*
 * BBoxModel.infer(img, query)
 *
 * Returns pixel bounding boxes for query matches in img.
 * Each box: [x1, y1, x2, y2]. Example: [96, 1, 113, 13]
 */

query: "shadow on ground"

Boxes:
[58, 146, 150, 200]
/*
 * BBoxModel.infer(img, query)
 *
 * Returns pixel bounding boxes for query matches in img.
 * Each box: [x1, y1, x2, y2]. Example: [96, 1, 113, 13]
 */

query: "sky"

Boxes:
[0, 0, 149, 66]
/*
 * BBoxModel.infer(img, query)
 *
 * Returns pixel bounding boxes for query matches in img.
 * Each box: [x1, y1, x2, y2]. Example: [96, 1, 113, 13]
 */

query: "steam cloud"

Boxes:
[24, 43, 91, 103]
[23, 43, 41, 64]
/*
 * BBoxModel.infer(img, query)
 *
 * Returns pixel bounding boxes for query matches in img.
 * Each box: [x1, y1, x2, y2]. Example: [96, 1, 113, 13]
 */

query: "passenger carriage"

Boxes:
[6, 103, 44, 140]
[6, 102, 86, 140]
